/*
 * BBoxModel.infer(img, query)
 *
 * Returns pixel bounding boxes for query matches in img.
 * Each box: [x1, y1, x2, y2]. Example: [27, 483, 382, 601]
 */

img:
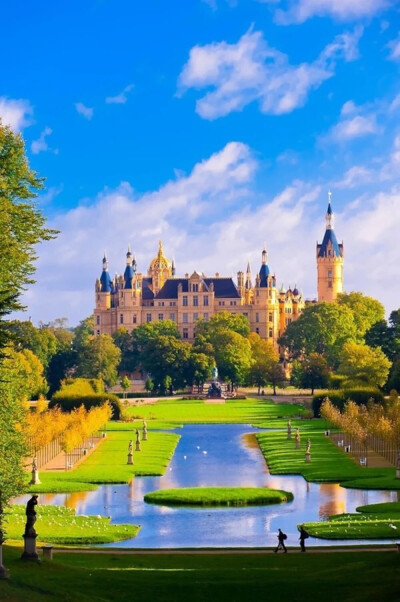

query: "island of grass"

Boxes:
[144, 486, 293, 506]
[301, 500, 400, 540]
[5, 505, 139, 546]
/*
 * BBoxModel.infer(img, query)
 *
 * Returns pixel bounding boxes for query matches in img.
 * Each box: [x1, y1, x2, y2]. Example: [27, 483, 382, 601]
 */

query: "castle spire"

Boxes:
[100, 252, 112, 292]
[245, 260, 252, 289]
[326, 191, 334, 230]
[259, 246, 270, 287]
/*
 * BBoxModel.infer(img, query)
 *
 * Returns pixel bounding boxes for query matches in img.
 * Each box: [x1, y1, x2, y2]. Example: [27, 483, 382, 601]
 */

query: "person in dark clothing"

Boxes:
[299, 526, 309, 552]
[274, 528, 288, 553]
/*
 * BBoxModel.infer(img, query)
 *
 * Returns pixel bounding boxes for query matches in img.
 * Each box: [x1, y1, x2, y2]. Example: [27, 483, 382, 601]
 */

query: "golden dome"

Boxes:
[149, 240, 172, 272]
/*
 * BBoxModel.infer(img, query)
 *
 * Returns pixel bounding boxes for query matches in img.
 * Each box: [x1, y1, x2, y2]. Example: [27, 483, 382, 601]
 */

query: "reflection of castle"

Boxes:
[94, 200, 343, 344]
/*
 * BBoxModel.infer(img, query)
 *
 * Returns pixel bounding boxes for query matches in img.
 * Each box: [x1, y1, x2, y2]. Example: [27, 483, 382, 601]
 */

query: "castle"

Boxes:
[94, 198, 344, 345]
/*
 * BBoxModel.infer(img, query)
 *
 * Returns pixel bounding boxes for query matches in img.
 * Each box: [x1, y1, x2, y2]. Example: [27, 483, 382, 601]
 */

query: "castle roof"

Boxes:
[100, 270, 112, 293]
[142, 278, 154, 299]
[124, 265, 135, 289]
[317, 229, 343, 258]
[259, 263, 270, 287]
[155, 277, 240, 299]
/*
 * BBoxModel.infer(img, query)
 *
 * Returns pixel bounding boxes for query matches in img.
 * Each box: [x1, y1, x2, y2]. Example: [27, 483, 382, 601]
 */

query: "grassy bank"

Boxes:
[125, 398, 305, 425]
[5, 506, 138, 546]
[1, 547, 399, 601]
[303, 512, 400, 540]
[28, 430, 180, 494]
[144, 487, 293, 506]
[256, 425, 399, 488]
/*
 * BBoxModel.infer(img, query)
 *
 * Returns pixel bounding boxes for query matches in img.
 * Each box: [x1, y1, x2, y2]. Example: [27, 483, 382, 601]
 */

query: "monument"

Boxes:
[207, 365, 225, 399]
[142, 420, 148, 441]
[21, 495, 40, 562]
[30, 456, 40, 485]
[135, 429, 141, 451]
[127, 440, 134, 465]
[305, 438, 311, 463]
[295, 428, 301, 450]
[287, 420, 292, 440]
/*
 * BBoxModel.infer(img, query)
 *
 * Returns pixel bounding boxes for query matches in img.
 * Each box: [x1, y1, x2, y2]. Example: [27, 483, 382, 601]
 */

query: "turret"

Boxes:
[96, 253, 112, 311]
[316, 193, 344, 302]
[245, 261, 252, 290]
[100, 253, 112, 293]
[259, 247, 270, 287]
[124, 245, 135, 289]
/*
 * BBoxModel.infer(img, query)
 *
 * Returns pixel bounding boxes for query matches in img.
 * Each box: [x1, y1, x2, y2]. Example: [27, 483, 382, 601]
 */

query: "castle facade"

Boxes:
[94, 199, 343, 344]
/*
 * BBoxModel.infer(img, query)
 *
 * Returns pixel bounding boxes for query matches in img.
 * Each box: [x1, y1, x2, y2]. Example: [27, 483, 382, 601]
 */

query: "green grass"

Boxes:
[4, 506, 139, 546]
[124, 397, 305, 425]
[256, 425, 398, 487]
[144, 487, 293, 506]
[303, 512, 400, 540]
[1, 547, 399, 601]
[356, 502, 400, 513]
[27, 431, 180, 494]
[106, 420, 183, 430]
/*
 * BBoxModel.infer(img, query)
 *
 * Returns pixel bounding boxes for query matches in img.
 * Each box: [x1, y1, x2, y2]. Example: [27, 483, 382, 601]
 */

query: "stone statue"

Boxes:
[295, 428, 301, 449]
[30, 455, 40, 485]
[212, 365, 218, 381]
[287, 420, 292, 440]
[306, 438, 311, 454]
[135, 429, 141, 451]
[32, 456, 37, 472]
[24, 495, 38, 537]
[142, 421, 148, 441]
[128, 440, 133, 454]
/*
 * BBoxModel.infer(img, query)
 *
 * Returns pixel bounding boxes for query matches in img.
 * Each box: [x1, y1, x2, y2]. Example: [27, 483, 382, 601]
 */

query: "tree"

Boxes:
[120, 375, 131, 399]
[268, 362, 286, 396]
[387, 358, 400, 393]
[8, 320, 58, 368]
[211, 329, 253, 389]
[112, 328, 135, 372]
[73, 316, 94, 353]
[247, 332, 278, 394]
[337, 292, 385, 339]
[131, 320, 181, 371]
[140, 335, 191, 394]
[365, 308, 400, 361]
[0, 121, 56, 572]
[299, 353, 329, 394]
[278, 302, 358, 368]
[188, 352, 213, 392]
[77, 334, 121, 387]
[196, 311, 250, 338]
[19, 349, 48, 398]
[338, 342, 391, 388]
[46, 348, 77, 396]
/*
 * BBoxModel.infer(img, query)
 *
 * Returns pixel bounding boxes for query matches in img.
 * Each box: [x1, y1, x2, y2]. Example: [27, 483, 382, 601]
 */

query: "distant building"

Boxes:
[94, 199, 343, 345]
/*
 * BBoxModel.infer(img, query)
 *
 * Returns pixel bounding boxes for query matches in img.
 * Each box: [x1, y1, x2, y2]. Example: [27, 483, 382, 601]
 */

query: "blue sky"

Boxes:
[2, 0, 400, 325]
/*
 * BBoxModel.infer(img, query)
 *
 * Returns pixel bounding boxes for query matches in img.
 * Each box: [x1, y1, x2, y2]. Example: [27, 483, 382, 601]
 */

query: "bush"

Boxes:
[59, 378, 104, 395]
[328, 374, 347, 390]
[49, 392, 122, 420]
[312, 387, 384, 417]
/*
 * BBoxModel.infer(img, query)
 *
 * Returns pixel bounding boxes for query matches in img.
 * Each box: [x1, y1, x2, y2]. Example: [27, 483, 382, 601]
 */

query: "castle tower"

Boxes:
[124, 245, 135, 289]
[316, 193, 344, 302]
[96, 253, 112, 309]
[148, 240, 173, 295]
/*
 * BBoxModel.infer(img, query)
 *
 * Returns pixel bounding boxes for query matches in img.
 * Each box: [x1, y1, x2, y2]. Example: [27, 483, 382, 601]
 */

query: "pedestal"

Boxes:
[127, 453, 134, 465]
[136, 441, 141, 452]
[287, 432, 292, 440]
[21, 534, 40, 562]
[0, 544, 9, 579]
[30, 469, 41, 485]
[295, 441, 300, 450]
[305, 452, 311, 463]
[142, 430, 147, 441]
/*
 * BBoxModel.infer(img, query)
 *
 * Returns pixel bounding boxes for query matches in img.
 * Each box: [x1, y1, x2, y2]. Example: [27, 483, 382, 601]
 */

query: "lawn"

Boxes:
[303, 509, 400, 540]
[125, 397, 305, 425]
[1, 547, 399, 601]
[256, 424, 399, 488]
[144, 486, 293, 506]
[4, 506, 138, 546]
[28, 430, 180, 494]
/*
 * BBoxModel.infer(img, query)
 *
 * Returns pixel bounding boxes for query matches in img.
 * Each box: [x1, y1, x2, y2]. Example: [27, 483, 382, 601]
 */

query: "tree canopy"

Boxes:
[338, 342, 391, 388]
[337, 292, 385, 339]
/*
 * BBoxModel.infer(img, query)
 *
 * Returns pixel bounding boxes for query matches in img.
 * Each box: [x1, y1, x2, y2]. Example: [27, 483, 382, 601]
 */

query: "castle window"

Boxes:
[204, 296, 209, 306]
[158, 313, 164, 321]
[269, 312, 273, 322]
[328, 270, 332, 278]
[243, 312, 248, 318]
[96, 329, 100, 335]
[255, 327, 259, 334]
[192, 283, 199, 292]
[203, 313, 209, 321]
[170, 301, 176, 306]
[256, 313, 259, 323]
[193, 313, 198, 321]
[158, 301, 165, 307]
[133, 315, 137, 324]
[183, 328, 189, 339]
[183, 296, 188, 306]
[328, 281, 332, 288]
[170, 313, 176, 321]
[121, 292, 124, 299]
[218, 301, 225, 306]
[96, 315, 100, 325]
[146, 313, 152, 322]
[183, 313, 188, 323]
[120, 314, 124, 324]
[230, 301, 236, 306]
[193, 296, 198, 307]
[269, 328, 273, 338]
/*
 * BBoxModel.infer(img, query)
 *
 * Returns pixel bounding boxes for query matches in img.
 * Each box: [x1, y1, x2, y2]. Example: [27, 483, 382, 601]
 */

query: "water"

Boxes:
[16, 424, 400, 547]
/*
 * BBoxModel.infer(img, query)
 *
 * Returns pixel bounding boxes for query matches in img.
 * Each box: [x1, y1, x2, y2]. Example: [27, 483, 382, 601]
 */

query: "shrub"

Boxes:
[328, 374, 347, 390]
[59, 378, 104, 395]
[49, 392, 122, 420]
[312, 387, 384, 417]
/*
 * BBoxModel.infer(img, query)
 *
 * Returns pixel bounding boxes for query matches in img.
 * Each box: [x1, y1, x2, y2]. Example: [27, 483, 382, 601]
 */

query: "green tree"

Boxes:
[20, 349, 48, 398]
[337, 292, 385, 339]
[46, 348, 77, 396]
[77, 334, 121, 387]
[8, 320, 58, 368]
[387, 358, 400, 393]
[131, 320, 181, 371]
[338, 342, 391, 388]
[247, 332, 278, 394]
[41, 317, 74, 351]
[267, 362, 286, 396]
[365, 309, 400, 361]
[299, 353, 329, 394]
[278, 302, 358, 368]
[120, 375, 131, 399]
[211, 329, 253, 390]
[73, 316, 94, 353]
[188, 352, 213, 393]
[196, 311, 250, 338]
[141, 335, 191, 394]
[112, 328, 135, 372]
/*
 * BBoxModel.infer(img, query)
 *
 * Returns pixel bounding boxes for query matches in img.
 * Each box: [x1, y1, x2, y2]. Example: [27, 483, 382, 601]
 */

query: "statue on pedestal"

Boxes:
[135, 429, 141, 451]
[21, 495, 39, 561]
[207, 364, 225, 399]
[287, 420, 292, 440]
[142, 420, 148, 441]
[30, 456, 40, 485]
[127, 439, 134, 465]
[305, 438, 311, 463]
[295, 428, 301, 449]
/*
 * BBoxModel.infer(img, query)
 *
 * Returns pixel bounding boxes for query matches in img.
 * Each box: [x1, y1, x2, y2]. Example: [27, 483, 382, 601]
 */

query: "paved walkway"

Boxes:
[52, 546, 399, 555]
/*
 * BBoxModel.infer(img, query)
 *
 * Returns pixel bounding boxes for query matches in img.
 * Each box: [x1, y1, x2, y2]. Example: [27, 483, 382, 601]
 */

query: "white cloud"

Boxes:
[275, 0, 391, 25]
[326, 101, 379, 142]
[178, 27, 362, 120]
[105, 84, 134, 104]
[75, 102, 94, 120]
[389, 93, 400, 112]
[388, 34, 400, 61]
[0, 97, 33, 131]
[336, 165, 373, 188]
[31, 127, 53, 154]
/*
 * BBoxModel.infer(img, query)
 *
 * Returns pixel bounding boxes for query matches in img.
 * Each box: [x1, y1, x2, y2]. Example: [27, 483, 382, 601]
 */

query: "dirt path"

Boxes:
[52, 546, 399, 555]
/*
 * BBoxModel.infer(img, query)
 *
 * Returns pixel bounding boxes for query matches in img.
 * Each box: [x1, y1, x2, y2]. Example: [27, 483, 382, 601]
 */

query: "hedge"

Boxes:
[49, 392, 123, 420]
[312, 387, 384, 417]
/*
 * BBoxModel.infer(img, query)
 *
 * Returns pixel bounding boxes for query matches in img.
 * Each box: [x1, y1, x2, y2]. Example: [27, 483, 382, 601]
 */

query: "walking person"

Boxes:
[299, 525, 309, 552]
[274, 528, 288, 553]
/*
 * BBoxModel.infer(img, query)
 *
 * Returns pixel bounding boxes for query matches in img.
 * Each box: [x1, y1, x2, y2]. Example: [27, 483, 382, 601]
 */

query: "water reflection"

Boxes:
[14, 424, 399, 548]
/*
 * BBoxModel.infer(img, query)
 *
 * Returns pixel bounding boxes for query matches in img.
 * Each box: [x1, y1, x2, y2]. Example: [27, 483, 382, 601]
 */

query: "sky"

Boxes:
[2, 0, 400, 326]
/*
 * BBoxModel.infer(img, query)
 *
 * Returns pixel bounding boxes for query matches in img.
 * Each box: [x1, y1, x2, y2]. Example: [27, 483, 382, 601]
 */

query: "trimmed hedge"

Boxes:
[60, 378, 105, 395]
[49, 392, 123, 419]
[312, 387, 384, 417]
